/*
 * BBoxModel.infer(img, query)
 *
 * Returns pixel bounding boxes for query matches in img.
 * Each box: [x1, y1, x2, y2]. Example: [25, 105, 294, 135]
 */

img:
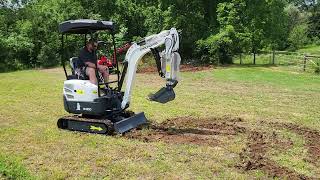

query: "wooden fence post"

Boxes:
[272, 50, 275, 65]
[303, 54, 307, 71]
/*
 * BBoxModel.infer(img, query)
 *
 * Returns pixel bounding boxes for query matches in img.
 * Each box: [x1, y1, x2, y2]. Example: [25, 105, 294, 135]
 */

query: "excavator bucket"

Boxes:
[148, 87, 175, 103]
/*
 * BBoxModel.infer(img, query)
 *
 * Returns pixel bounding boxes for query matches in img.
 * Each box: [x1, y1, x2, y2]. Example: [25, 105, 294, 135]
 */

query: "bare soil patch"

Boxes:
[126, 117, 316, 178]
[125, 116, 246, 146]
[238, 131, 309, 179]
[270, 122, 320, 165]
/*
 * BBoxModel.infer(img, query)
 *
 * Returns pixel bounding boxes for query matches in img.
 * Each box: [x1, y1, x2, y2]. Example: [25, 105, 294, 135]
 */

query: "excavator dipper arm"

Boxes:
[121, 28, 181, 109]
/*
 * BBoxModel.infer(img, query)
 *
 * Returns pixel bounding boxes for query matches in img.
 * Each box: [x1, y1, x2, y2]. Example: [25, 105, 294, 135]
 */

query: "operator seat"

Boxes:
[67, 57, 89, 80]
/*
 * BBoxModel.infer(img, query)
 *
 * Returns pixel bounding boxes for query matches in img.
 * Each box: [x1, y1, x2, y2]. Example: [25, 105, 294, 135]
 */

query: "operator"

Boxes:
[79, 39, 109, 85]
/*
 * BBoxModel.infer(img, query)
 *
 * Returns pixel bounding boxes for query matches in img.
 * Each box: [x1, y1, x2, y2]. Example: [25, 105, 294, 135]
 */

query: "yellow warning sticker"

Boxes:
[166, 64, 171, 72]
[76, 90, 84, 94]
[90, 126, 103, 131]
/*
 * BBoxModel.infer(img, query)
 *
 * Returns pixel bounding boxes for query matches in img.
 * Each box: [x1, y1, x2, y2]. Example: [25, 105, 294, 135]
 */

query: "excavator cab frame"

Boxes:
[59, 19, 123, 97]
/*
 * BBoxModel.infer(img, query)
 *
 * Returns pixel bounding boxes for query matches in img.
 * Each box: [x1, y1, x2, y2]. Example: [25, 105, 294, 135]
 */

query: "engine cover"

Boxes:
[63, 95, 108, 116]
[62, 79, 122, 116]
[63, 80, 99, 102]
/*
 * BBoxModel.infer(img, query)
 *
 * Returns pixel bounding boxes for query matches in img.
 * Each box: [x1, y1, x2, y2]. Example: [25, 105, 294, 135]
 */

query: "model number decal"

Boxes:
[83, 107, 92, 111]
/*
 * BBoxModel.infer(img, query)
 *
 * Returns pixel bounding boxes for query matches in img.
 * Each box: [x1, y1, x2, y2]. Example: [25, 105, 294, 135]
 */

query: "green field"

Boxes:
[232, 46, 320, 74]
[298, 45, 320, 55]
[1, 66, 320, 179]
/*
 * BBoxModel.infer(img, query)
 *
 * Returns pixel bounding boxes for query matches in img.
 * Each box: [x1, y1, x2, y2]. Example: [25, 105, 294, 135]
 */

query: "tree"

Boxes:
[0, 0, 316, 71]
[308, 3, 320, 39]
[197, 25, 236, 64]
[197, 0, 289, 64]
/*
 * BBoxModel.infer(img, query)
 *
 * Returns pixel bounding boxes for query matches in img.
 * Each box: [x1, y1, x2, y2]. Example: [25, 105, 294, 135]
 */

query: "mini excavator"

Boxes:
[57, 19, 181, 134]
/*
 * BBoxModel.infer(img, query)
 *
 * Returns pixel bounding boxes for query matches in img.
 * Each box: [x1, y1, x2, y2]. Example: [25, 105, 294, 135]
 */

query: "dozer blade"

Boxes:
[148, 87, 175, 103]
[114, 112, 147, 134]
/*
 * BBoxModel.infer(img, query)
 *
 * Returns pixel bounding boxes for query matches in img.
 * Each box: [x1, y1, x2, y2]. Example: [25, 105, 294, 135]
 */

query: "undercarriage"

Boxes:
[57, 111, 147, 134]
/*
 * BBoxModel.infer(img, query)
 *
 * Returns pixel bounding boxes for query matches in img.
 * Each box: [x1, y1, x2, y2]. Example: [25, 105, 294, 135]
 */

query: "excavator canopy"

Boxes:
[59, 19, 115, 34]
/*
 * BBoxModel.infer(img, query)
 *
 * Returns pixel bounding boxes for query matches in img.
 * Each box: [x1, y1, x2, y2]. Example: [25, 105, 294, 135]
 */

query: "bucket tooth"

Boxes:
[148, 87, 175, 103]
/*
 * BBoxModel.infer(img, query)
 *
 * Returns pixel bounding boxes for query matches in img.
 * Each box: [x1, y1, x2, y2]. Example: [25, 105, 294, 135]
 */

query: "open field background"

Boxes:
[1, 65, 320, 179]
[232, 46, 320, 75]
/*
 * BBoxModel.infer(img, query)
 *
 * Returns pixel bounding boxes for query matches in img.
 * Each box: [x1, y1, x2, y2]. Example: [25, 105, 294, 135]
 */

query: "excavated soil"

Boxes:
[126, 116, 246, 146]
[126, 116, 319, 178]
[270, 122, 320, 165]
[238, 131, 309, 179]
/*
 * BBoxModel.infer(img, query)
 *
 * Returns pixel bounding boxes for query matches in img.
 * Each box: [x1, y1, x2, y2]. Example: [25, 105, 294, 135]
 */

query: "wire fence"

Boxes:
[233, 51, 320, 74]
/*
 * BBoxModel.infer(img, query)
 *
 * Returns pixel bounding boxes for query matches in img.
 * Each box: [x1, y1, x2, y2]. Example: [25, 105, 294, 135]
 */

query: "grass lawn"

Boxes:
[298, 45, 320, 55]
[233, 45, 320, 74]
[0, 66, 320, 179]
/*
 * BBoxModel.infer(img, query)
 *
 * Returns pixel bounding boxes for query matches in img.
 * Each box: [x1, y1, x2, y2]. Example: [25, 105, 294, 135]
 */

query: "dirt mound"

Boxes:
[239, 132, 267, 170]
[137, 64, 213, 73]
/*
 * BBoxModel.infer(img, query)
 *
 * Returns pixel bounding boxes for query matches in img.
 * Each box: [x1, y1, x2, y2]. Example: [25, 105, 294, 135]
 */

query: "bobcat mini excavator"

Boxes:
[57, 19, 181, 134]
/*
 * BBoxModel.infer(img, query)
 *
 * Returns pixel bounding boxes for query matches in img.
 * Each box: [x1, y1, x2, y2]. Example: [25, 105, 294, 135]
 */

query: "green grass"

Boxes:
[233, 50, 320, 74]
[233, 53, 274, 65]
[0, 66, 320, 178]
[298, 45, 320, 55]
[268, 130, 317, 177]
[0, 154, 35, 179]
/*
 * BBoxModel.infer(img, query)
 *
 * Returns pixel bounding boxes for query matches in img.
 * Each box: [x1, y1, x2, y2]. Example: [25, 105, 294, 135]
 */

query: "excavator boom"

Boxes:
[121, 28, 181, 109]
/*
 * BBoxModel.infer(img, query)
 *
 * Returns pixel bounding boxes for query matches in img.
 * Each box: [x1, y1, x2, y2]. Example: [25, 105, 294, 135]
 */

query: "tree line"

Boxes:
[0, 0, 319, 72]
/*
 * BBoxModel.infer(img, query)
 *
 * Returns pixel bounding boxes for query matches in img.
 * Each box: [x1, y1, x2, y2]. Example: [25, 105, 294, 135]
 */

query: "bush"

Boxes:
[311, 36, 320, 46]
[37, 44, 60, 68]
[288, 24, 310, 50]
[196, 26, 235, 65]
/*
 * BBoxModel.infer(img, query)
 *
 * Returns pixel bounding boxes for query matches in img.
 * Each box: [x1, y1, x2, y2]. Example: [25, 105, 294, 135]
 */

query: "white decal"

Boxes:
[76, 103, 81, 110]
[83, 108, 92, 111]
